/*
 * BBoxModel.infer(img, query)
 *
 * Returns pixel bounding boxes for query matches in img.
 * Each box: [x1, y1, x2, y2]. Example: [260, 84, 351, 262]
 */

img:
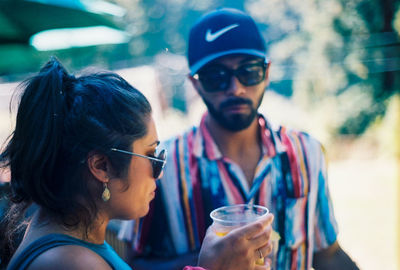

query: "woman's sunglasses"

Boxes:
[110, 148, 167, 179]
[193, 59, 268, 93]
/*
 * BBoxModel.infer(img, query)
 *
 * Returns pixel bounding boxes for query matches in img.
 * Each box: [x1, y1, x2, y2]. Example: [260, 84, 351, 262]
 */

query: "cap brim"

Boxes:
[189, 49, 266, 75]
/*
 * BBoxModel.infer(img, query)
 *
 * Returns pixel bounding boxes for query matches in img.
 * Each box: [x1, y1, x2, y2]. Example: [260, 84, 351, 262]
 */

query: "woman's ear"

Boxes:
[87, 152, 111, 183]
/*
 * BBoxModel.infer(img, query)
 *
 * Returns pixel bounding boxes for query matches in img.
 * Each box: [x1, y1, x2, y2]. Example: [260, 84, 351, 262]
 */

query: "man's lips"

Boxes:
[223, 104, 250, 113]
[220, 97, 253, 113]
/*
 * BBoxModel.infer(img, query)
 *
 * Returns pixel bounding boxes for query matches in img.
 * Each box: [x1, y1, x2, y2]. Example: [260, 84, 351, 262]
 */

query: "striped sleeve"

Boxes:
[312, 141, 339, 251]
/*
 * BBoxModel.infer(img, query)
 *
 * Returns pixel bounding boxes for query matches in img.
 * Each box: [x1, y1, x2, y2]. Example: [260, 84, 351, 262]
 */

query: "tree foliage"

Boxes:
[1, 0, 399, 136]
[244, 0, 400, 135]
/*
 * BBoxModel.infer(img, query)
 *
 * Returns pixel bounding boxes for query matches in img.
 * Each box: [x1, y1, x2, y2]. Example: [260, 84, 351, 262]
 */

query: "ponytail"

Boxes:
[7, 57, 70, 206]
[0, 57, 71, 265]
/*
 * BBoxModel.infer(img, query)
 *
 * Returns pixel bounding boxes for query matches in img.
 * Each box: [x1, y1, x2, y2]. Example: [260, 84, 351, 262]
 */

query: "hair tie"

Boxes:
[66, 73, 76, 82]
[61, 73, 76, 95]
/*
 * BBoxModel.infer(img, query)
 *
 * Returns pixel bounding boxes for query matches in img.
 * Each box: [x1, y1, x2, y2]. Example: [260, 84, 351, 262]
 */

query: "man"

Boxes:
[120, 8, 359, 270]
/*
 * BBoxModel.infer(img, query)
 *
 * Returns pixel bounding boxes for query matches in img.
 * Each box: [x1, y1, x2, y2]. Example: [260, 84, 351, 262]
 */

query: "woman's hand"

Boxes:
[198, 213, 274, 270]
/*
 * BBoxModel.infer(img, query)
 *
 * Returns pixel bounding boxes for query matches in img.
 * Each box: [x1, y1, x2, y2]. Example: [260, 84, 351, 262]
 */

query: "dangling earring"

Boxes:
[102, 182, 110, 202]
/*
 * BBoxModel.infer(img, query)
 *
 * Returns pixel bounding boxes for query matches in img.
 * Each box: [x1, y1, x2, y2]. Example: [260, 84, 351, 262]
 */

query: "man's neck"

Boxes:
[206, 114, 262, 185]
[206, 114, 261, 154]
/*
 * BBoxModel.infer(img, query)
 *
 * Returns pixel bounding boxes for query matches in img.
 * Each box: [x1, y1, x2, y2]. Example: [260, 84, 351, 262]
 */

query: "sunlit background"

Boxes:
[0, 0, 399, 269]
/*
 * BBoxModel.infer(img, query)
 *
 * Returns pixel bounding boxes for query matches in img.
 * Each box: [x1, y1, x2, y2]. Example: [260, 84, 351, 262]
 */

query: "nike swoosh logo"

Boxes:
[205, 24, 239, 42]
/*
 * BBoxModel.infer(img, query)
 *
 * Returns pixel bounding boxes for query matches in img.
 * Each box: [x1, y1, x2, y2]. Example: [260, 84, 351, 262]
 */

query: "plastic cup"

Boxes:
[210, 204, 269, 265]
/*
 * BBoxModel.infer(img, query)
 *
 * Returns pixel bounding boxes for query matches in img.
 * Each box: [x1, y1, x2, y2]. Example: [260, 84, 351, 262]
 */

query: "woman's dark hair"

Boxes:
[0, 57, 152, 265]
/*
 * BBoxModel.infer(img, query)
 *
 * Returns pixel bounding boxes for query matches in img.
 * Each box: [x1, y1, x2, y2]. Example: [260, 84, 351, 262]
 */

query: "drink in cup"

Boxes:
[210, 204, 269, 265]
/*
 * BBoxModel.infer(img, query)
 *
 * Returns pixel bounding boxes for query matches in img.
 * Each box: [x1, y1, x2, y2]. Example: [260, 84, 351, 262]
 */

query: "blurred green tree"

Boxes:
[332, 0, 400, 135]
[245, 0, 400, 136]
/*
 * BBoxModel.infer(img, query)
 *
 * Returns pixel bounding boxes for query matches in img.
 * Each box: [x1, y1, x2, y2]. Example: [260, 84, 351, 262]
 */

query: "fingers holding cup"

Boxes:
[254, 240, 273, 265]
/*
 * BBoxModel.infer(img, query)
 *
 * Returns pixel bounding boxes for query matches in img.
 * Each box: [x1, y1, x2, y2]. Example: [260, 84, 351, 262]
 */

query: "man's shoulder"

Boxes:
[276, 125, 320, 144]
[260, 116, 316, 142]
[273, 125, 324, 155]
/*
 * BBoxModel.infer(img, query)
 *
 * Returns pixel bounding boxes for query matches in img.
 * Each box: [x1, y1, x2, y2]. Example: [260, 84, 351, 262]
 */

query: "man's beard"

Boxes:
[202, 95, 263, 132]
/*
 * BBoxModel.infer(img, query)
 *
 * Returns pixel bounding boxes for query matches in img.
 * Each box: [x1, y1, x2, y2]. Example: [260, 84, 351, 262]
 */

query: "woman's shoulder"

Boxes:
[8, 232, 116, 270]
[27, 244, 112, 270]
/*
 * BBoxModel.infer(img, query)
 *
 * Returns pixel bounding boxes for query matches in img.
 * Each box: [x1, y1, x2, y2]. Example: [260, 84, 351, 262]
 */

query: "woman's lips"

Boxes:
[150, 188, 156, 198]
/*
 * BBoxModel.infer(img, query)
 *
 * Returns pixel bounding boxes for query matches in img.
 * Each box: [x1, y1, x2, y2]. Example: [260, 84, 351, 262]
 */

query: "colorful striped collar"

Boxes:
[192, 113, 287, 160]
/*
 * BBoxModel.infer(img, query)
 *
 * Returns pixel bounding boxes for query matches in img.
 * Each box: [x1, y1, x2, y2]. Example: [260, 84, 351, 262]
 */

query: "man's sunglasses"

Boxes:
[193, 59, 268, 93]
[110, 148, 167, 179]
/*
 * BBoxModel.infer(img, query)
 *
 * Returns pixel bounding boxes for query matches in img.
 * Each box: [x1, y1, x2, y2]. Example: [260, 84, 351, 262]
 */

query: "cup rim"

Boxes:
[210, 204, 269, 224]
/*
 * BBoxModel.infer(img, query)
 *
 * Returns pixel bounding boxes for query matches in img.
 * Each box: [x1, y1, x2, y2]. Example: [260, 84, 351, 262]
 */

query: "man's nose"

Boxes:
[225, 75, 246, 96]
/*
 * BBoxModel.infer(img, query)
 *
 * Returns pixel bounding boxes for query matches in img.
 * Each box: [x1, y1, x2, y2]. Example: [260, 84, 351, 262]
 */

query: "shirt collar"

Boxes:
[193, 113, 287, 160]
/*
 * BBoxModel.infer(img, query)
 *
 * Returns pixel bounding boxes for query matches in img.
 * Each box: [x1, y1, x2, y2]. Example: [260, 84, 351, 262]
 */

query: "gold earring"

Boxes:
[102, 182, 110, 202]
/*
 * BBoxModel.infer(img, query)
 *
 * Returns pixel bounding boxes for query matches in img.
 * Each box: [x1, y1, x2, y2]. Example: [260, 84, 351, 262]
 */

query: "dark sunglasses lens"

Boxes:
[236, 63, 266, 86]
[152, 150, 166, 178]
[199, 67, 230, 92]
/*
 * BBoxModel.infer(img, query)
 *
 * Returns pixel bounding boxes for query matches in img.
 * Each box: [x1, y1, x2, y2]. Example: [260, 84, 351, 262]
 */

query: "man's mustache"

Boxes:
[220, 97, 253, 109]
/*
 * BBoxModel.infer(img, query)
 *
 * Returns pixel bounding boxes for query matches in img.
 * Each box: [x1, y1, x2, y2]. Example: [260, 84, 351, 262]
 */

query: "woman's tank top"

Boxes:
[7, 233, 131, 270]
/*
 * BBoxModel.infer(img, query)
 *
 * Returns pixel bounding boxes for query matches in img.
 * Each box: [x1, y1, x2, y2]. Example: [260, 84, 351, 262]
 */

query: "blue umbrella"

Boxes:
[0, 0, 126, 44]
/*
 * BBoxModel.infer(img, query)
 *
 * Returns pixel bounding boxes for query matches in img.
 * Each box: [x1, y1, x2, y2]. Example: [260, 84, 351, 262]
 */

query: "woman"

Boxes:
[0, 58, 273, 270]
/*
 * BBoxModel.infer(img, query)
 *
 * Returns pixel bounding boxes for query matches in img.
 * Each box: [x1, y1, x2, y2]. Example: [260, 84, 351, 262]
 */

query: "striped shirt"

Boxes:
[119, 113, 338, 270]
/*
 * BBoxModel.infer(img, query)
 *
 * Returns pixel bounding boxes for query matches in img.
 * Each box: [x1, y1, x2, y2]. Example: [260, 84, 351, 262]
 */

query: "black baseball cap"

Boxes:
[188, 8, 267, 76]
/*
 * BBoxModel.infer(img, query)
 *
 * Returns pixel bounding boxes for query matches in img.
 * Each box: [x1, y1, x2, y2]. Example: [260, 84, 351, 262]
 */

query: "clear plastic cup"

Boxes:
[210, 204, 269, 265]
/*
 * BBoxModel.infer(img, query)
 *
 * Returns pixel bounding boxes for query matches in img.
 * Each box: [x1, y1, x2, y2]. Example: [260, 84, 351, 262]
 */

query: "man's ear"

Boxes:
[264, 61, 272, 86]
[87, 152, 111, 183]
[188, 74, 202, 95]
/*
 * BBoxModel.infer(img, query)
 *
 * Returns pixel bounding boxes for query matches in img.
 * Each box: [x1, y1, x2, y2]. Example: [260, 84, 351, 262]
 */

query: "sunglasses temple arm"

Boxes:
[111, 148, 166, 162]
